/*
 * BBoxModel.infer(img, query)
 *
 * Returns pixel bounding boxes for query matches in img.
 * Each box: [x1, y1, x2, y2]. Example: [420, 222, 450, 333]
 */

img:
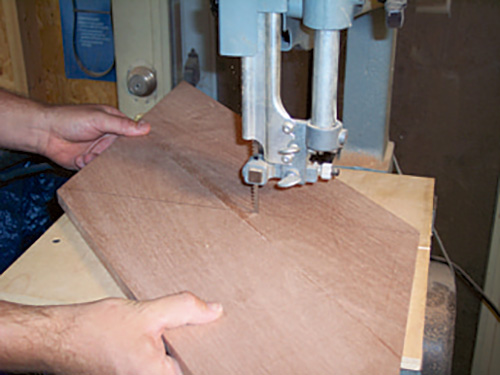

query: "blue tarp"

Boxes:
[0, 155, 70, 274]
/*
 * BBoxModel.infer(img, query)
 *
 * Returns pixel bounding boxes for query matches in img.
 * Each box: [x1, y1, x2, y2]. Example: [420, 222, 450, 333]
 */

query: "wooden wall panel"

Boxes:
[0, 1, 15, 90]
[0, 0, 31, 94]
[0, 0, 117, 106]
[30, 0, 117, 106]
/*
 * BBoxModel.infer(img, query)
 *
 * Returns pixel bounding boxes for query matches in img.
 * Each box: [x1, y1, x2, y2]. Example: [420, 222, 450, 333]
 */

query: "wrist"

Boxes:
[33, 103, 53, 157]
[0, 90, 50, 155]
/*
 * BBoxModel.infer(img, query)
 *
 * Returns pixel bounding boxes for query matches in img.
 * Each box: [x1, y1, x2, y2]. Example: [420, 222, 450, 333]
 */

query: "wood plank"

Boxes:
[339, 169, 434, 370]
[1, 0, 28, 94]
[401, 248, 430, 370]
[0, 215, 124, 306]
[0, 169, 434, 369]
[0, 0, 16, 90]
[58, 82, 420, 375]
[339, 170, 434, 249]
[13, 0, 45, 99]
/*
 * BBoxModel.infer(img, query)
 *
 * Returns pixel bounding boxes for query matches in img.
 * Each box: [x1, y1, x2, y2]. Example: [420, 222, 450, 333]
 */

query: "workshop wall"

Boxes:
[1, 0, 117, 106]
[390, 1, 500, 374]
[0, 2, 15, 91]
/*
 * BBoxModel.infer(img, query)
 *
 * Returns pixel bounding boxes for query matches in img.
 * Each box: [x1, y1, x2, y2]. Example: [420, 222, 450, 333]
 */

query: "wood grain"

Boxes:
[0, 1, 16, 90]
[0, 0, 27, 93]
[58, 82, 420, 375]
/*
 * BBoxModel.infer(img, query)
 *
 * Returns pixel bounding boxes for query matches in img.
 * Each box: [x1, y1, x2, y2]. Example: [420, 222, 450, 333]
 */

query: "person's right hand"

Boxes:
[0, 292, 223, 375]
[55, 292, 224, 375]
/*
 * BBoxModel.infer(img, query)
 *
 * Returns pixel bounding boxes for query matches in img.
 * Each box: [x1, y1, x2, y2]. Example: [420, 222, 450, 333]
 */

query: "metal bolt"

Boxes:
[248, 168, 264, 184]
[338, 129, 348, 146]
[282, 154, 293, 164]
[282, 121, 295, 134]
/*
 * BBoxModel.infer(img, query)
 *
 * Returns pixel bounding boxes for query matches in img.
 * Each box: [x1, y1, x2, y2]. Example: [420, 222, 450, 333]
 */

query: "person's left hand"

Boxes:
[40, 104, 150, 169]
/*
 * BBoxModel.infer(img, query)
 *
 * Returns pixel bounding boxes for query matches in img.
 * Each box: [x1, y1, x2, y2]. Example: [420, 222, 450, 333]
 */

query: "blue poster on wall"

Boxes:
[59, 0, 116, 81]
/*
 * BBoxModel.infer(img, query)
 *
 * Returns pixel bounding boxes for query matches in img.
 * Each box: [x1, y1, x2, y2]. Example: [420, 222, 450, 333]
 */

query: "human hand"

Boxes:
[39, 104, 150, 169]
[54, 293, 223, 375]
[0, 292, 223, 375]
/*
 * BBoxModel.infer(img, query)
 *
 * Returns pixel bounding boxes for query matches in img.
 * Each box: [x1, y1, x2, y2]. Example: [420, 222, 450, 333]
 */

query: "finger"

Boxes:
[163, 356, 183, 375]
[83, 152, 100, 166]
[86, 134, 118, 155]
[95, 114, 151, 137]
[147, 292, 223, 331]
[76, 134, 117, 168]
[75, 155, 86, 170]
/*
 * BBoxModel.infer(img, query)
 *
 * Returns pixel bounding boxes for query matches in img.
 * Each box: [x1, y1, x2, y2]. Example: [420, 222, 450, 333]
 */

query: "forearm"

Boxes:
[0, 301, 65, 373]
[0, 294, 221, 375]
[0, 88, 150, 169]
[0, 89, 49, 154]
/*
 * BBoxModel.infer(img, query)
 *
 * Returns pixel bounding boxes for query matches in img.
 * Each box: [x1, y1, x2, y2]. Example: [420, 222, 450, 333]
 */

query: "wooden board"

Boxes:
[0, 169, 434, 370]
[58, 82, 420, 375]
[0, 215, 124, 306]
[340, 170, 434, 370]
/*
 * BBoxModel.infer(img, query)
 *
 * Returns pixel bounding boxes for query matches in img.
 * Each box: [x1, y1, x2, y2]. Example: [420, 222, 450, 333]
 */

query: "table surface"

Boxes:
[0, 169, 434, 372]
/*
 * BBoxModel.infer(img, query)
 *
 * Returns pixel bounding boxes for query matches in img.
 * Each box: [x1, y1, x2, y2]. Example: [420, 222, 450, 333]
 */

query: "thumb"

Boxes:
[146, 292, 223, 332]
[96, 113, 151, 136]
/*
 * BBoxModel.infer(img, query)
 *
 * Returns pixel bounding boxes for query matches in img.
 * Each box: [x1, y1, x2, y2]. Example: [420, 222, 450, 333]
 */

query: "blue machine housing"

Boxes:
[219, 0, 364, 57]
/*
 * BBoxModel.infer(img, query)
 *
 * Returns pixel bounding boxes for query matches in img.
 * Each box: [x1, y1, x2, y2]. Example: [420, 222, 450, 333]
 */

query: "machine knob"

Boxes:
[383, 0, 407, 28]
[127, 66, 157, 97]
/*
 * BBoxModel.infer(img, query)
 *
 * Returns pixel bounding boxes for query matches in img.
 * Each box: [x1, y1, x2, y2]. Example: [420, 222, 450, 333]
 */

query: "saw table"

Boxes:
[0, 168, 434, 373]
